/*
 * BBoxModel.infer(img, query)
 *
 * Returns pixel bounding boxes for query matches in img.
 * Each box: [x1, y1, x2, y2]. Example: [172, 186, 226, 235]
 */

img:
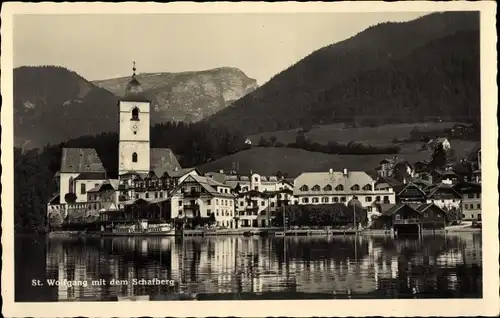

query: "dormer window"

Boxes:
[335, 184, 344, 191]
[300, 185, 309, 191]
[311, 185, 321, 191]
[323, 184, 333, 191]
[131, 107, 140, 121]
[362, 184, 372, 191]
[351, 184, 360, 191]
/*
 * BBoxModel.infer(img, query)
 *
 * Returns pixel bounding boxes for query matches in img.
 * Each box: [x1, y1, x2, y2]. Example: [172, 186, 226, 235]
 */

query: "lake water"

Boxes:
[15, 233, 482, 301]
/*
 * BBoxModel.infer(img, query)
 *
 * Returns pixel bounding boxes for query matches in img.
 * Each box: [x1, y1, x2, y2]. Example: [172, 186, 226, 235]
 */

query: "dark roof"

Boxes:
[60, 148, 106, 173]
[150, 148, 181, 171]
[122, 76, 150, 102]
[74, 172, 107, 180]
[453, 182, 482, 194]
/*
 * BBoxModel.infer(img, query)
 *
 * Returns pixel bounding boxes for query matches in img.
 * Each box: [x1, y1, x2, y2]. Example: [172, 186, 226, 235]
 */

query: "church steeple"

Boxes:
[124, 61, 147, 100]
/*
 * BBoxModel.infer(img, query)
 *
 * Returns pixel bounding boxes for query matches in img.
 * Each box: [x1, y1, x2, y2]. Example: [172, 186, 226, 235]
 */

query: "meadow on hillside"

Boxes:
[247, 122, 468, 146]
[198, 137, 478, 177]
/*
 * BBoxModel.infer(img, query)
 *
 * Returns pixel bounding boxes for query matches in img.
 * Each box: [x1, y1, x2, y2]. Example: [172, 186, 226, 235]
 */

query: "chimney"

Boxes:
[329, 168, 333, 174]
[343, 168, 348, 175]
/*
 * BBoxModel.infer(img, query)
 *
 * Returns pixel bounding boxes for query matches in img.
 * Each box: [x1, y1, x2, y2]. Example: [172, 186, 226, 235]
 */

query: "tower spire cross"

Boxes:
[132, 61, 137, 76]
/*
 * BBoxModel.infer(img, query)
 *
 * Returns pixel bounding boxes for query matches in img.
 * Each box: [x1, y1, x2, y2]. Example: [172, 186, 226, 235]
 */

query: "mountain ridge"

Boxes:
[14, 66, 258, 148]
[204, 11, 480, 134]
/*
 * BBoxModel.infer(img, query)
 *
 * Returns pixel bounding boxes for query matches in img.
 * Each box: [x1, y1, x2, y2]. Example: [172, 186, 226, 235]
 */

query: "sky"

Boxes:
[14, 12, 428, 85]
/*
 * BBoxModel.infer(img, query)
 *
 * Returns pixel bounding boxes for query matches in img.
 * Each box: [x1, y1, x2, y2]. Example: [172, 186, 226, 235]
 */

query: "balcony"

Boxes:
[183, 204, 200, 210]
[183, 191, 201, 198]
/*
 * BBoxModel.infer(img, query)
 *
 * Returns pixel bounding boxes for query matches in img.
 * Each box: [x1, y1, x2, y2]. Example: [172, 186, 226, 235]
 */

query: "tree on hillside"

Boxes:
[431, 143, 447, 169]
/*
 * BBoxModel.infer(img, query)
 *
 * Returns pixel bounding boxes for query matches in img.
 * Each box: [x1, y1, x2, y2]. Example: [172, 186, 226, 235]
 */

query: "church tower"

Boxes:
[118, 62, 151, 176]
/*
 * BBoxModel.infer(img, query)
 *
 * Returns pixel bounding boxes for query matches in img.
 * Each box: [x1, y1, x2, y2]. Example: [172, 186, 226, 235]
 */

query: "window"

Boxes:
[333, 197, 339, 203]
[395, 214, 401, 220]
[261, 201, 265, 206]
[321, 197, 329, 203]
[207, 199, 211, 205]
[254, 177, 258, 182]
[312, 197, 319, 203]
[323, 185, 333, 191]
[300, 185, 309, 191]
[302, 197, 309, 203]
[312, 185, 321, 191]
[341, 196, 346, 202]
[160, 192, 163, 198]
[476, 193, 480, 199]
[254, 186, 259, 191]
[351, 184, 360, 191]
[131, 107, 139, 120]
[145, 193, 149, 199]
[80, 183, 86, 194]
[207, 209, 212, 215]
[383, 196, 389, 203]
[424, 212, 429, 218]
[132, 152, 138, 163]
[178, 201, 182, 206]
[468, 193, 474, 198]
[240, 201, 244, 206]
[464, 204, 468, 209]
[376, 196, 381, 202]
[365, 196, 372, 202]
[216, 209, 219, 216]
[216, 199, 219, 204]
[477, 203, 481, 209]
[154, 192, 158, 199]
[335, 185, 344, 191]
[362, 184, 372, 191]
[135, 194, 139, 199]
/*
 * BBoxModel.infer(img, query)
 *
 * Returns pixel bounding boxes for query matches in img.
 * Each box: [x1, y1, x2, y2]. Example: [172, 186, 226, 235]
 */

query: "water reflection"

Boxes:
[15, 233, 482, 301]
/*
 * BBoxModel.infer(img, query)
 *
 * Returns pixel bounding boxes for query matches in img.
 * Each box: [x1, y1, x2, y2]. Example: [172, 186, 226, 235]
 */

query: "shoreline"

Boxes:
[46, 227, 481, 238]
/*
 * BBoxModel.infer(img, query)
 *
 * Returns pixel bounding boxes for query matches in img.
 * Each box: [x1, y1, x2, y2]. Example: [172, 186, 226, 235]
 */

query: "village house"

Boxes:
[454, 182, 482, 220]
[293, 169, 395, 224]
[376, 156, 415, 183]
[170, 175, 236, 228]
[427, 137, 451, 152]
[86, 180, 120, 213]
[424, 180, 462, 211]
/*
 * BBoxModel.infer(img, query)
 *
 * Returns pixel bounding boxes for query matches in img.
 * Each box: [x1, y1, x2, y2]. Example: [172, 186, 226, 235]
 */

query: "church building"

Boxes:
[47, 63, 192, 225]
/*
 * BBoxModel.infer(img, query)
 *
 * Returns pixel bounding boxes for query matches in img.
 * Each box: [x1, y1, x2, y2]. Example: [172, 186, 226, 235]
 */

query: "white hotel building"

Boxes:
[293, 169, 396, 222]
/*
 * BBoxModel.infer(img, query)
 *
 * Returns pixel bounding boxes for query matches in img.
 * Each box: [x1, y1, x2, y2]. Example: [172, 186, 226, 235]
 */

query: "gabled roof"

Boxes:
[453, 181, 481, 194]
[380, 203, 407, 216]
[426, 184, 462, 198]
[174, 175, 234, 198]
[150, 148, 181, 171]
[74, 172, 107, 180]
[60, 148, 106, 173]
[396, 182, 427, 197]
[293, 171, 374, 195]
[87, 180, 119, 193]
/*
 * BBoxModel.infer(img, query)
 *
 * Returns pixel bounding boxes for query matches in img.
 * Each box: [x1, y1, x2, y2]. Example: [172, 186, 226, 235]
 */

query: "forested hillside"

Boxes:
[205, 11, 480, 134]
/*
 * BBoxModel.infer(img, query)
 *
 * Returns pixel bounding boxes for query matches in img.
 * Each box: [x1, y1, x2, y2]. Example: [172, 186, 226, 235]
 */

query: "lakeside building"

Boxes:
[205, 172, 295, 228]
[293, 169, 396, 224]
[453, 182, 482, 220]
[170, 175, 237, 228]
